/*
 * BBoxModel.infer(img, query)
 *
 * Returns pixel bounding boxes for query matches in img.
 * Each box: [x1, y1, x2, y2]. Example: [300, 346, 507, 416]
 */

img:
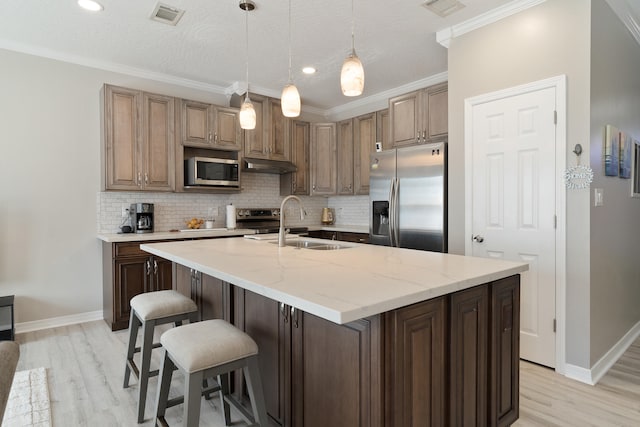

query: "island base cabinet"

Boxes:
[384, 297, 447, 427]
[174, 264, 229, 322]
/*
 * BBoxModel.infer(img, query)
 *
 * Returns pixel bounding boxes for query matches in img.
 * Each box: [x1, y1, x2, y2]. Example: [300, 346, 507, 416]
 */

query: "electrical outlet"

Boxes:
[121, 204, 129, 218]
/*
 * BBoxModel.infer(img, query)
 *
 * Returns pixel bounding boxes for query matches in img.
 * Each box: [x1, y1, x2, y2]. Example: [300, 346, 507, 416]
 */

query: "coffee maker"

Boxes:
[130, 203, 154, 234]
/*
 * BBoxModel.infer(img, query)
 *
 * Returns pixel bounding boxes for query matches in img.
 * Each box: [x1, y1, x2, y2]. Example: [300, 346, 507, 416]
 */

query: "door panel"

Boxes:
[471, 87, 556, 367]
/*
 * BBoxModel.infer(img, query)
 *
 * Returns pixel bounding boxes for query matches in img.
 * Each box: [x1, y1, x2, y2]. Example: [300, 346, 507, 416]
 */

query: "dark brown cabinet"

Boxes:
[307, 230, 369, 244]
[233, 289, 382, 427]
[174, 264, 229, 322]
[102, 241, 173, 331]
[384, 297, 446, 426]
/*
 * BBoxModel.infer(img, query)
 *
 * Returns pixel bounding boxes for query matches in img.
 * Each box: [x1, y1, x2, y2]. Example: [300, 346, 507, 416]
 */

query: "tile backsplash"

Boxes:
[98, 173, 369, 233]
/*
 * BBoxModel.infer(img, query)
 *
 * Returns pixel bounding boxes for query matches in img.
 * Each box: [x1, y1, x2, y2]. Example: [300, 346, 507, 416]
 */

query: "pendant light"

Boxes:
[281, 0, 301, 117]
[340, 0, 364, 97]
[239, 0, 256, 130]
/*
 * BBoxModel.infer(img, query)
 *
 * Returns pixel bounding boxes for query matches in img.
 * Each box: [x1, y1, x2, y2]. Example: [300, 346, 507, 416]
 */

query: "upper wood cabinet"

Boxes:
[102, 84, 175, 192]
[281, 120, 310, 196]
[310, 123, 337, 196]
[181, 99, 242, 151]
[388, 82, 448, 148]
[376, 109, 390, 149]
[337, 119, 354, 195]
[244, 96, 290, 161]
[354, 112, 376, 195]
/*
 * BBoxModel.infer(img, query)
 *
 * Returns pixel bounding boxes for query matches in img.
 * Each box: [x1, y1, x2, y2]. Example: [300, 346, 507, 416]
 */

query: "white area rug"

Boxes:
[2, 367, 51, 427]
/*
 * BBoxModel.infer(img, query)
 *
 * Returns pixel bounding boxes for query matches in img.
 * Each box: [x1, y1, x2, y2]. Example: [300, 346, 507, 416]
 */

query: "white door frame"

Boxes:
[464, 75, 567, 374]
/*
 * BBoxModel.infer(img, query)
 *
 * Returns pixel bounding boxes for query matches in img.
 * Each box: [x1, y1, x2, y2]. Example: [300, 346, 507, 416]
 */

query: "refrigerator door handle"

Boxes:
[388, 179, 396, 247]
[393, 178, 400, 247]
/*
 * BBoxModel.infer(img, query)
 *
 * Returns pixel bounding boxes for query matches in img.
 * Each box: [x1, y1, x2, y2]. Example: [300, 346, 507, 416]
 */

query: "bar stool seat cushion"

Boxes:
[161, 319, 258, 373]
[130, 290, 197, 321]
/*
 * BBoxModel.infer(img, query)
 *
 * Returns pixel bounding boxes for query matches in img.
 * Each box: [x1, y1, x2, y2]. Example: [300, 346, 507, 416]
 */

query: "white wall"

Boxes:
[589, 0, 640, 363]
[447, 0, 593, 367]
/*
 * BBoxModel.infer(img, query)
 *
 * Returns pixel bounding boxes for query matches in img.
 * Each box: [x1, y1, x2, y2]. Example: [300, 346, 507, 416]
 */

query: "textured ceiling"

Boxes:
[0, 0, 638, 113]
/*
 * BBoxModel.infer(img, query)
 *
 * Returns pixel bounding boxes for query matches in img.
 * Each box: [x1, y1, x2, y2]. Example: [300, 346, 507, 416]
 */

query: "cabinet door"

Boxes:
[490, 276, 520, 427]
[337, 231, 369, 243]
[243, 95, 268, 159]
[268, 99, 290, 161]
[426, 83, 448, 141]
[281, 120, 310, 195]
[113, 257, 147, 329]
[377, 109, 390, 150]
[389, 91, 420, 148]
[151, 256, 173, 291]
[182, 99, 211, 146]
[234, 289, 289, 426]
[337, 119, 354, 195]
[291, 310, 382, 427]
[385, 297, 446, 427]
[310, 123, 337, 196]
[354, 112, 376, 195]
[450, 285, 489, 427]
[103, 85, 141, 190]
[142, 93, 175, 191]
[213, 106, 242, 151]
[198, 273, 227, 321]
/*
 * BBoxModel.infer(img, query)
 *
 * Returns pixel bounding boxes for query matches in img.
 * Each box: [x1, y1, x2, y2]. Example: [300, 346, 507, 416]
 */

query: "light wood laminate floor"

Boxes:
[13, 320, 640, 426]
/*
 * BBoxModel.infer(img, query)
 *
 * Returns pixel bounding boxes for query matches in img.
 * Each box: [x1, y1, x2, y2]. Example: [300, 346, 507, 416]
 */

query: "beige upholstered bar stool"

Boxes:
[155, 319, 268, 427]
[124, 290, 199, 423]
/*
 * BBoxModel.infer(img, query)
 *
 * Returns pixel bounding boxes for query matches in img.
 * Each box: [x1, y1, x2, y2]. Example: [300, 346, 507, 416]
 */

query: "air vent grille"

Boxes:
[150, 3, 185, 26]
[422, 0, 465, 18]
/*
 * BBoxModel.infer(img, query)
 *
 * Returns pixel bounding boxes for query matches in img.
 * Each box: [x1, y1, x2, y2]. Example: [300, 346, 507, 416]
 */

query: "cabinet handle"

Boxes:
[281, 303, 289, 323]
[214, 133, 218, 143]
[416, 129, 421, 143]
[146, 260, 151, 276]
[153, 260, 158, 275]
[144, 173, 149, 184]
[137, 172, 142, 187]
[291, 307, 299, 328]
[208, 132, 212, 142]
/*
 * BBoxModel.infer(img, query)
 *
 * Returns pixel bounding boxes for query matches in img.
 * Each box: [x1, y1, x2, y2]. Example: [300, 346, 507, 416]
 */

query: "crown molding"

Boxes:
[436, 0, 547, 48]
[0, 38, 229, 94]
[605, 0, 640, 47]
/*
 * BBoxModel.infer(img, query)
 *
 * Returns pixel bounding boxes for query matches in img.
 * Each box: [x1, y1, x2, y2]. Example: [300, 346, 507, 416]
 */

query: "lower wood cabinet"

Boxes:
[102, 241, 173, 331]
[182, 273, 520, 426]
[307, 230, 369, 243]
[174, 264, 229, 322]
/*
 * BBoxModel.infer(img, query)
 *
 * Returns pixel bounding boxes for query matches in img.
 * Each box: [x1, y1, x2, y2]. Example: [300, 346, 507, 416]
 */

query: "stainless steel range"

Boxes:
[235, 208, 308, 234]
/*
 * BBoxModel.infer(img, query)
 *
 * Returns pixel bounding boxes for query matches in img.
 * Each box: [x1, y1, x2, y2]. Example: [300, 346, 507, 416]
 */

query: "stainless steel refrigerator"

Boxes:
[369, 142, 447, 252]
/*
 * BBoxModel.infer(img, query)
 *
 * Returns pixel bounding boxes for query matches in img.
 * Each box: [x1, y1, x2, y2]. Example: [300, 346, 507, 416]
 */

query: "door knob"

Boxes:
[472, 235, 484, 243]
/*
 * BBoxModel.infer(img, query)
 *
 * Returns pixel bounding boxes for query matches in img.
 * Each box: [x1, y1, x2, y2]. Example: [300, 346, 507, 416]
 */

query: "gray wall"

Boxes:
[447, 0, 593, 367]
[589, 0, 640, 364]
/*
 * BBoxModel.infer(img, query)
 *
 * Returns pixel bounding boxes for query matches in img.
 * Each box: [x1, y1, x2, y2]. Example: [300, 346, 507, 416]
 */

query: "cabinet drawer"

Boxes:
[114, 242, 146, 258]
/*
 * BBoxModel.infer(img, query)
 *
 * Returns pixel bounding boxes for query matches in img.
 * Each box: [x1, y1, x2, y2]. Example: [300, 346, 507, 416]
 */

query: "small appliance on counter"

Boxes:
[321, 207, 334, 225]
[130, 203, 154, 234]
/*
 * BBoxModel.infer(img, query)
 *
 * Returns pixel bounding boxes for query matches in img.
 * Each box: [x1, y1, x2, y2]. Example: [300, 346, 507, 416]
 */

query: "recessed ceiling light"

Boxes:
[78, 0, 104, 12]
[302, 67, 317, 75]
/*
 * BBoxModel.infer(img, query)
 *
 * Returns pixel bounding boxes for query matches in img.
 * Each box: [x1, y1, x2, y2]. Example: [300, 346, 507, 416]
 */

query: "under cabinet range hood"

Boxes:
[243, 157, 297, 174]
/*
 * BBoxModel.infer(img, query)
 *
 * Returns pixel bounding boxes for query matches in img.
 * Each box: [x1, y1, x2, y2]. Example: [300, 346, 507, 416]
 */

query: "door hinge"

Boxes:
[553, 318, 557, 333]
[553, 110, 557, 125]
[554, 214, 557, 229]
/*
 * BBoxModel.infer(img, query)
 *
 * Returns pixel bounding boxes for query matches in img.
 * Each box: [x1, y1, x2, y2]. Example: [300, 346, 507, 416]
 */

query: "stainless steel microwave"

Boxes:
[184, 157, 240, 187]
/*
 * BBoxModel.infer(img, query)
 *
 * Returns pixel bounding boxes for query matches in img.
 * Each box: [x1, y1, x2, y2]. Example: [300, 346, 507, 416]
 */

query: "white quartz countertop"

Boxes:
[140, 237, 528, 325]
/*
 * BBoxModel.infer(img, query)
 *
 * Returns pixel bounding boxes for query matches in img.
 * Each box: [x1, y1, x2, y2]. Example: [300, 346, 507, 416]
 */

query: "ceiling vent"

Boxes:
[422, 0, 465, 18]
[150, 2, 185, 26]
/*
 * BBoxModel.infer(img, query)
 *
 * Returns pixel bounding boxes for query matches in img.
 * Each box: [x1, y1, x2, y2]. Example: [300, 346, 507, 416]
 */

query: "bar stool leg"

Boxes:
[244, 356, 268, 426]
[155, 351, 174, 424]
[124, 310, 140, 388]
[218, 374, 231, 426]
[137, 318, 156, 423]
[184, 371, 203, 427]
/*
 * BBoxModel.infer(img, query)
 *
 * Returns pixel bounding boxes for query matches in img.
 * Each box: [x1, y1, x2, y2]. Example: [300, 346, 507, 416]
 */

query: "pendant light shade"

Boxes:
[240, 94, 256, 129]
[341, 49, 364, 96]
[281, 83, 301, 117]
[341, 0, 364, 97]
[281, 0, 301, 117]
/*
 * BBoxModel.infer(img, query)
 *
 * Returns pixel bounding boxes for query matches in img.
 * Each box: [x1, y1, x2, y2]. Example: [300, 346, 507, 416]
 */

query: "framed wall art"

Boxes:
[619, 131, 632, 179]
[604, 124, 619, 176]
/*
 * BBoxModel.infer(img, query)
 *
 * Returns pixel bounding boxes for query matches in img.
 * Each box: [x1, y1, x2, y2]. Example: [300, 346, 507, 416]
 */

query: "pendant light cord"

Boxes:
[288, 0, 292, 83]
[350, 0, 355, 52]
[245, 5, 250, 97]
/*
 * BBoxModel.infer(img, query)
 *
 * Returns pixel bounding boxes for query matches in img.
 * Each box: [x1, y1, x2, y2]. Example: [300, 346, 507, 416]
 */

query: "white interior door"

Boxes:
[470, 87, 557, 368]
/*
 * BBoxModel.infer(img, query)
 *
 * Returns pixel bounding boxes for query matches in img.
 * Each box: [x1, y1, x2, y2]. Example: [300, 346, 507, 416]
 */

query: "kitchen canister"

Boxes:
[225, 204, 236, 229]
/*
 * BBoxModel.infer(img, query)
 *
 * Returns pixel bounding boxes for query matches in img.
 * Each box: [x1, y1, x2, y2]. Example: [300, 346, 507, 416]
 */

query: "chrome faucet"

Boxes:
[278, 195, 305, 247]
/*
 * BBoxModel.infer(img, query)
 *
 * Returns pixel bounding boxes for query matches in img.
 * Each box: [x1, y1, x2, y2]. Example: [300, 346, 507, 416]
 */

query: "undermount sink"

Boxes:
[270, 239, 352, 250]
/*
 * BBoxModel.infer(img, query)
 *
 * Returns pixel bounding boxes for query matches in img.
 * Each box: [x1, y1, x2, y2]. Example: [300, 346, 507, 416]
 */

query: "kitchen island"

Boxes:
[141, 237, 528, 427]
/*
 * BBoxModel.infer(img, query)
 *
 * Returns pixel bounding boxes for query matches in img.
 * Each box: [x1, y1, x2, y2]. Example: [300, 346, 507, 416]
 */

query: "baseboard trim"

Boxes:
[564, 319, 640, 385]
[15, 310, 103, 334]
